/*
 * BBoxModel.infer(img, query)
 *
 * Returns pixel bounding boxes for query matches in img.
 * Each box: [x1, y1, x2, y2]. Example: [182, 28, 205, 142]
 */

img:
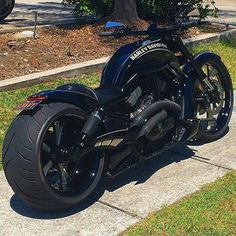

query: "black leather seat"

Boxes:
[94, 85, 123, 105]
[57, 83, 123, 105]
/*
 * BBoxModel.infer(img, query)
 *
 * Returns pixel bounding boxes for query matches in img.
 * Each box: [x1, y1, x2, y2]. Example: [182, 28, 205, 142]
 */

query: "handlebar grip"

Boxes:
[100, 30, 148, 37]
[100, 32, 114, 37]
[181, 20, 208, 29]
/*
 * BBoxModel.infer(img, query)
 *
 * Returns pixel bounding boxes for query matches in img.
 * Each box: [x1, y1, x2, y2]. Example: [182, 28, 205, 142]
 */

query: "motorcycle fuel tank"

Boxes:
[101, 39, 180, 89]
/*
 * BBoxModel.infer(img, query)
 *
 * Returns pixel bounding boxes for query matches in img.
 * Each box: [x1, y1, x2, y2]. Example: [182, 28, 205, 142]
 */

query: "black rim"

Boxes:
[196, 62, 232, 134]
[40, 114, 100, 197]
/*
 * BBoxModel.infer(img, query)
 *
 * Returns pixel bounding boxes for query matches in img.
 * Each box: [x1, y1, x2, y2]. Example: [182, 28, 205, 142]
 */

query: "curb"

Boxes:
[0, 16, 97, 35]
[184, 28, 236, 48]
[0, 29, 236, 92]
[0, 20, 76, 35]
[0, 57, 109, 91]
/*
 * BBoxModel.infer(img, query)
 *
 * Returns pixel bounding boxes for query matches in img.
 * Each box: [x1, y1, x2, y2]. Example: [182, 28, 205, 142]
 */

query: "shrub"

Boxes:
[63, 0, 217, 21]
[62, 0, 113, 16]
[137, 0, 218, 21]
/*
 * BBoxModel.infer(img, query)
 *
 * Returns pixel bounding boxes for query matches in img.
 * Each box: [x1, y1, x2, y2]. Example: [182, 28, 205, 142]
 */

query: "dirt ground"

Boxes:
[0, 22, 226, 81]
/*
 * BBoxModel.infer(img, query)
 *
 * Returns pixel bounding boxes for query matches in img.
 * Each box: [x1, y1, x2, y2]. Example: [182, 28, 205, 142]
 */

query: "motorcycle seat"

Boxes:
[57, 83, 123, 105]
[95, 85, 123, 105]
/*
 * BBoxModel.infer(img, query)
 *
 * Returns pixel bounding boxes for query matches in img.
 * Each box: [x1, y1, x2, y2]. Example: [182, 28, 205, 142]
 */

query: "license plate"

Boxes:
[15, 100, 42, 110]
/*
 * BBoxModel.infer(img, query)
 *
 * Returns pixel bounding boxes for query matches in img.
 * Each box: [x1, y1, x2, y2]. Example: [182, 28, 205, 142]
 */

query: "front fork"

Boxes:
[175, 36, 217, 92]
[175, 36, 221, 115]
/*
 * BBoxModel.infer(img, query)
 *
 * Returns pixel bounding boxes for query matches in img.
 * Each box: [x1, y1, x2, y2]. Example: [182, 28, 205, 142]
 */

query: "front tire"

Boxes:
[194, 57, 234, 142]
[3, 102, 104, 211]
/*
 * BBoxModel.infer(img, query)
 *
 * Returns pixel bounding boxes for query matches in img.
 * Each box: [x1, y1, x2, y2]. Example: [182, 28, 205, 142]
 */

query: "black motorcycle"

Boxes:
[2, 20, 234, 211]
[0, 0, 15, 21]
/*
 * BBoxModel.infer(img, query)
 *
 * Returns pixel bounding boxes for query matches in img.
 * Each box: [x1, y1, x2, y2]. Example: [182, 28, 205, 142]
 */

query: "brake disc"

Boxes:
[197, 65, 225, 128]
[207, 77, 225, 116]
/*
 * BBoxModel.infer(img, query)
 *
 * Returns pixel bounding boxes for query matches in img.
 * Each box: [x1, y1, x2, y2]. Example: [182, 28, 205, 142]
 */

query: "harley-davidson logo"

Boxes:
[130, 43, 160, 60]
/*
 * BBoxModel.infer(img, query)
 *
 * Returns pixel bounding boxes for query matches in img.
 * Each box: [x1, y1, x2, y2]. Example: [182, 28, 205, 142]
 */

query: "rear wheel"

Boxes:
[0, 0, 15, 21]
[194, 58, 234, 142]
[3, 103, 104, 211]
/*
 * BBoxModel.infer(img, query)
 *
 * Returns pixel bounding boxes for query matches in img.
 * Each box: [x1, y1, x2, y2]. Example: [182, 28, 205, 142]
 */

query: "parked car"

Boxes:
[0, 0, 15, 21]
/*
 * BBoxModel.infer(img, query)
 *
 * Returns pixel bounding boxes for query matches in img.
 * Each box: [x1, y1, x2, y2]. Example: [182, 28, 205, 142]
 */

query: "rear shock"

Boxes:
[65, 108, 105, 160]
[81, 108, 104, 139]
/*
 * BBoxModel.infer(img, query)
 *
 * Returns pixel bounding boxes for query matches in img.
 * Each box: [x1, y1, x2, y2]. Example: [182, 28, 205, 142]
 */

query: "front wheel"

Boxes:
[3, 103, 104, 211]
[194, 57, 234, 142]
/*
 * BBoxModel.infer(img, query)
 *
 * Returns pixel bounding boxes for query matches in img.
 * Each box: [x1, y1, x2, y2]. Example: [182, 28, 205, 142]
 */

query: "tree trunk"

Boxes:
[113, 0, 139, 23]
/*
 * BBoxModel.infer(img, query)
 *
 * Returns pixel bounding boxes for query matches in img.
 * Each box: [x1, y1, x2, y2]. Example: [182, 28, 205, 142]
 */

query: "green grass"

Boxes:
[0, 39, 236, 168]
[122, 171, 236, 236]
[192, 39, 236, 89]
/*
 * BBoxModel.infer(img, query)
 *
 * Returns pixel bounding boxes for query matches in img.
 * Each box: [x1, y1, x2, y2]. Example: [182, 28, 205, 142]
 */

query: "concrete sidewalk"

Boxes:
[0, 111, 235, 235]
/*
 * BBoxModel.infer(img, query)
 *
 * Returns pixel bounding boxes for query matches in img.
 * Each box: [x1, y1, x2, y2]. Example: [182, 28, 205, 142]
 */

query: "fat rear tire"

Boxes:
[3, 103, 104, 211]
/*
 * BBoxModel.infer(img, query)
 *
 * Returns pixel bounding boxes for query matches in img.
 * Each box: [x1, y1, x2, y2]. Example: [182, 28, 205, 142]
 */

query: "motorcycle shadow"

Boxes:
[10, 144, 195, 219]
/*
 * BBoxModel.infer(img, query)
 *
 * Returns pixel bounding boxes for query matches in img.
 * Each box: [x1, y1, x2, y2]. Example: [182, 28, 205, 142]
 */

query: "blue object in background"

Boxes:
[105, 21, 126, 29]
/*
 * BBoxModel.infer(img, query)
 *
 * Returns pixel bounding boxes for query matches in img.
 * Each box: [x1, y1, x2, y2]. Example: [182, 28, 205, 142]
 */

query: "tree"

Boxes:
[63, 0, 217, 23]
[113, 0, 139, 23]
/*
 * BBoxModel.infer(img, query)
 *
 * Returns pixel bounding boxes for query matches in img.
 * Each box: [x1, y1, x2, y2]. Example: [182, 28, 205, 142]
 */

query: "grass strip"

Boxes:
[122, 171, 236, 236]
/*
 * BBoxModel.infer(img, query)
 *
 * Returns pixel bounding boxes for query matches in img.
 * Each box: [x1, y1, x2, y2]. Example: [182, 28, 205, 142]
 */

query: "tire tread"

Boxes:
[3, 102, 104, 211]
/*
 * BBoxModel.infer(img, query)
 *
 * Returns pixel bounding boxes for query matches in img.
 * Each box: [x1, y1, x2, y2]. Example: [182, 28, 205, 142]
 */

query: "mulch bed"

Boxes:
[0, 21, 226, 81]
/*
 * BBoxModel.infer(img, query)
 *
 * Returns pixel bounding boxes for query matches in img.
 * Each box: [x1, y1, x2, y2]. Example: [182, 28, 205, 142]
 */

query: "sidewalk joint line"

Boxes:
[89, 197, 143, 220]
[168, 150, 234, 171]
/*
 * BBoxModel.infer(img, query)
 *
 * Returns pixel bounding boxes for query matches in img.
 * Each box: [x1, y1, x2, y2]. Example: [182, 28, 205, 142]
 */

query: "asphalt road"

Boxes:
[0, 0, 75, 31]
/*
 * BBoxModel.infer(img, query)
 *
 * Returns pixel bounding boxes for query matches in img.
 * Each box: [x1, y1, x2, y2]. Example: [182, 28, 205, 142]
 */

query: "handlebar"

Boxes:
[100, 20, 209, 38]
[100, 29, 148, 37]
[181, 20, 207, 29]
[100, 32, 114, 37]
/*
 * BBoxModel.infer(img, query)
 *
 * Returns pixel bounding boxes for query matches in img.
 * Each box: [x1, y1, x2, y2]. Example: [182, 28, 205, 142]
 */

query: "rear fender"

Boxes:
[25, 84, 98, 112]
